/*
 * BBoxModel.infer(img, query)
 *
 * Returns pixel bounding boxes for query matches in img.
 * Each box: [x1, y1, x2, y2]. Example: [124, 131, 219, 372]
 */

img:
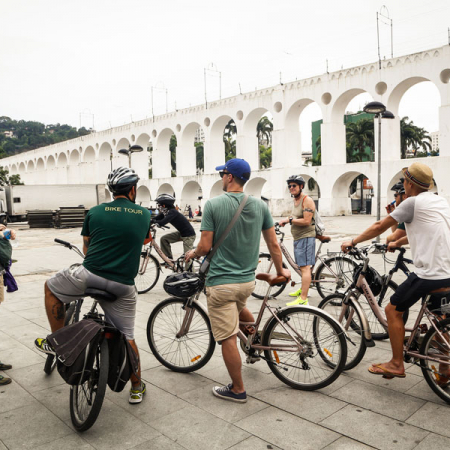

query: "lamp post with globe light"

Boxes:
[118, 145, 144, 168]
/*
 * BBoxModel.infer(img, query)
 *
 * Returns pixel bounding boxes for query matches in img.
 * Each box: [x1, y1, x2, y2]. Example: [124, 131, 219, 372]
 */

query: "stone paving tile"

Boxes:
[132, 347, 161, 371]
[13, 306, 47, 320]
[237, 406, 340, 450]
[323, 436, 376, 449]
[179, 382, 270, 423]
[1, 322, 49, 350]
[0, 377, 38, 413]
[29, 316, 52, 331]
[34, 434, 95, 449]
[142, 365, 211, 395]
[406, 401, 450, 438]
[318, 373, 354, 396]
[403, 379, 449, 406]
[0, 440, 6, 450]
[152, 404, 250, 450]
[0, 331, 19, 352]
[329, 379, 425, 421]
[0, 403, 73, 450]
[32, 383, 72, 422]
[227, 435, 282, 449]
[0, 311, 30, 330]
[7, 362, 66, 392]
[319, 405, 429, 450]
[255, 384, 347, 423]
[132, 434, 186, 449]
[105, 382, 190, 424]
[0, 341, 45, 370]
[413, 432, 450, 449]
[66, 398, 161, 450]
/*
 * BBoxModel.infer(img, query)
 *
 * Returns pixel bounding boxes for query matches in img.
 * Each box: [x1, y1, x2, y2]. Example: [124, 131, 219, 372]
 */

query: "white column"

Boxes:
[236, 134, 258, 171]
[204, 133, 225, 174]
[152, 148, 171, 179]
[321, 121, 346, 166]
[378, 116, 401, 161]
[439, 104, 450, 157]
[176, 144, 196, 176]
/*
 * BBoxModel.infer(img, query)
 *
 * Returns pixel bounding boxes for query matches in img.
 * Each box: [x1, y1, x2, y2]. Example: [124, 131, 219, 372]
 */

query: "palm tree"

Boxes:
[259, 145, 272, 169]
[256, 116, 273, 146]
[223, 120, 237, 161]
[346, 119, 374, 163]
[400, 117, 432, 159]
[170, 134, 177, 176]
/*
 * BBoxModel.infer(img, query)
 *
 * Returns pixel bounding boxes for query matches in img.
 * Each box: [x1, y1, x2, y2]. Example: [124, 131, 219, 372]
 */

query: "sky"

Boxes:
[0, 0, 448, 147]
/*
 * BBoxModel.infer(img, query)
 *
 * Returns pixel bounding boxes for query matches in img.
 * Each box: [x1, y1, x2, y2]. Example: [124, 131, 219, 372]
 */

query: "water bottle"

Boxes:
[4, 229, 18, 248]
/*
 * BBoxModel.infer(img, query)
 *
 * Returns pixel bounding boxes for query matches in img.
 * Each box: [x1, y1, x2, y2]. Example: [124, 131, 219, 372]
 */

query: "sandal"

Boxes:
[368, 364, 406, 379]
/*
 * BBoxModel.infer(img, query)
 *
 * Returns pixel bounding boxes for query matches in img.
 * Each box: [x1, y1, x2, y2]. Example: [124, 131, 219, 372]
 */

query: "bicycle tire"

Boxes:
[70, 338, 109, 432]
[420, 317, 450, 404]
[252, 253, 288, 299]
[135, 254, 160, 294]
[147, 297, 216, 373]
[314, 256, 358, 299]
[262, 306, 347, 390]
[318, 294, 367, 370]
[44, 303, 77, 375]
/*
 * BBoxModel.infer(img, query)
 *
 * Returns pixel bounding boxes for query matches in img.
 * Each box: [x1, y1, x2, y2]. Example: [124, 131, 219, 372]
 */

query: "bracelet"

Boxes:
[289, 217, 293, 225]
[193, 249, 198, 258]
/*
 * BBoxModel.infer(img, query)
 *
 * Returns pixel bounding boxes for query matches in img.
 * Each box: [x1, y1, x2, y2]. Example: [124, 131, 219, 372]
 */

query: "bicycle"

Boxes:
[318, 244, 410, 370]
[135, 223, 200, 294]
[252, 222, 358, 300]
[147, 272, 348, 390]
[45, 238, 123, 431]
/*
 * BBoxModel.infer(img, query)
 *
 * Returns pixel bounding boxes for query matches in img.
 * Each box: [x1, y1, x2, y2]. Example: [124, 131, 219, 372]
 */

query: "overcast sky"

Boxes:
[1, 0, 448, 143]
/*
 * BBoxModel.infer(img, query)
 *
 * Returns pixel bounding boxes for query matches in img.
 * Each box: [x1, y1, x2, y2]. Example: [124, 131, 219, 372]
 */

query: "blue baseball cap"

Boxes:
[215, 158, 251, 181]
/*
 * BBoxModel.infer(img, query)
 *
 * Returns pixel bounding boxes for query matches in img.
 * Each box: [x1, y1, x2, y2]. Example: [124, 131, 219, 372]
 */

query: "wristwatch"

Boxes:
[289, 217, 293, 225]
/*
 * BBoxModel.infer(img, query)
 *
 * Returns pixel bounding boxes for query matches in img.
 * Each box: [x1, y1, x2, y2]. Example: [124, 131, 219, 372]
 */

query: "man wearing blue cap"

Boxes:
[186, 158, 290, 403]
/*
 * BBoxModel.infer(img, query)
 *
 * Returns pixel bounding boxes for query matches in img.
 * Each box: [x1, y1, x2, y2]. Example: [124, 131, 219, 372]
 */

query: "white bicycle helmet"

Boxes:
[107, 167, 139, 194]
[156, 193, 175, 207]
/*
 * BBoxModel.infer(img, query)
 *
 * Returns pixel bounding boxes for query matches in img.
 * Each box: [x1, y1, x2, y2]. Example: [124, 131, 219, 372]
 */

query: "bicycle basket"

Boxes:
[353, 266, 383, 296]
[163, 272, 204, 298]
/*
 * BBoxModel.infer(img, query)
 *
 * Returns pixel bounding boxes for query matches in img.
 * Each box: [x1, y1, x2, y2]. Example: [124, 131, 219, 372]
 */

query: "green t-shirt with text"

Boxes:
[81, 198, 151, 285]
[200, 193, 274, 287]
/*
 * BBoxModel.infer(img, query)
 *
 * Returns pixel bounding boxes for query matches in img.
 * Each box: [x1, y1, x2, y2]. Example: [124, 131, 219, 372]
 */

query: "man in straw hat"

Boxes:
[341, 162, 450, 380]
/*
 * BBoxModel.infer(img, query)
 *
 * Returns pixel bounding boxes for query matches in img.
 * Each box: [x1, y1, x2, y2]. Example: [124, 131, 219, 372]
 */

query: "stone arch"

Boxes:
[83, 146, 95, 163]
[46, 155, 55, 170]
[155, 128, 175, 179]
[244, 177, 269, 199]
[69, 150, 80, 165]
[331, 88, 367, 122]
[98, 142, 113, 179]
[57, 152, 67, 167]
[180, 122, 203, 175]
[243, 107, 273, 169]
[332, 171, 375, 215]
[210, 114, 233, 172]
[116, 138, 131, 168]
[136, 185, 151, 207]
[27, 160, 36, 172]
[210, 180, 223, 199]
[36, 158, 45, 171]
[156, 182, 175, 198]
[18, 162, 26, 174]
[10, 164, 17, 174]
[181, 181, 202, 211]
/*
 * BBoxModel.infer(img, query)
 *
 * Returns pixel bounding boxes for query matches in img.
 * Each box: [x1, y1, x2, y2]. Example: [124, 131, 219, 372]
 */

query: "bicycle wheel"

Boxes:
[358, 280, 409, 340]
[44, 303, 77, 375]
[135, 254, 160, 294]
[147, 297, 216, 372]
[420, 317, 450, 404]
[70, 338, 109, 432]
[252, 253, 288, 299]
[314, 256, 358, 299]
[262, 306, 347, 390]
[318, 294, 367, 370]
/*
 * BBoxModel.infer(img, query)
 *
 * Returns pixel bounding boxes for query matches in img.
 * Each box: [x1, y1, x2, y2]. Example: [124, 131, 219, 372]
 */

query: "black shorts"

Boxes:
[390, 273, 450, 312]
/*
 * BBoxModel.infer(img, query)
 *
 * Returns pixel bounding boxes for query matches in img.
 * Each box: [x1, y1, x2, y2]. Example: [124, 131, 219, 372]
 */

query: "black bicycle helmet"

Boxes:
[107, 167, 139, 194]
[286, 175, 305, 188]
[390, 179, 405, 195]
[156, 193, 175, 206]
[163, 272, 203, 298]
[353, 266, 383, 296]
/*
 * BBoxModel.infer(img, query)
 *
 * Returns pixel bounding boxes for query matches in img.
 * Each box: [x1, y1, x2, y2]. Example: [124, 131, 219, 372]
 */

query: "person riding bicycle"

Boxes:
[341, 162, 450, 381]
[279, 175, 315, 306]
[35, 167, 151, 404]
[185, 158, 290, 403]
[385, 179, 407, 245]
[153, 194, 196, 262]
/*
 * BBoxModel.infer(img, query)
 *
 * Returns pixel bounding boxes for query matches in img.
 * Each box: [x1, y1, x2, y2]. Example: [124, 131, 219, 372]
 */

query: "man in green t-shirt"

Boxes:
[35, 167, 151, 404]
[185, 158, 290, 403]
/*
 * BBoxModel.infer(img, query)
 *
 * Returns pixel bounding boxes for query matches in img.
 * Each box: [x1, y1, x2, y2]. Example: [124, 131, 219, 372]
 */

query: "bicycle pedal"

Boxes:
[246, 355, 261, 364]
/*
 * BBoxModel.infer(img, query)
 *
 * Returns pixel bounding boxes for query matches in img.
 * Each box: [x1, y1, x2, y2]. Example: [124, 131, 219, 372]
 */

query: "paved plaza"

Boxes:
[1, 215, 450, 450]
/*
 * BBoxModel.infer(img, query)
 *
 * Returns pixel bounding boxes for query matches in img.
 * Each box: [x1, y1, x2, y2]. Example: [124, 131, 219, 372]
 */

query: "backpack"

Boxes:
[47, 319, 103, 385]
[107, 331, 139, 392]
[301, 196, 325, 236]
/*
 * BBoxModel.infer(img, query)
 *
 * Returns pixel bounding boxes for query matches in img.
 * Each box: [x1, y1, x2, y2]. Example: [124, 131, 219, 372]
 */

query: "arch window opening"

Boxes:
[349, 174, 374, 215]
[257, 113, 273, 169]
[170, 134, 177, 177]
[300, 103, 322, 166]
[181, 181, 202, 214]
[194, 127, 204, 174]
[223, 119, 237, 162]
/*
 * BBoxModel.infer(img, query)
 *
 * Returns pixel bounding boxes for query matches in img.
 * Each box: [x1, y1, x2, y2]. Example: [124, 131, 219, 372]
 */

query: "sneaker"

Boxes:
[286, 297, 309, 306]
[212, 383, 247, 403]
[289, 287, 302, 297]
[34, 338, 55, 355]
[0, 362, 12, 370]
[129, 382, 146, 404]
[0, 375, 12, 386]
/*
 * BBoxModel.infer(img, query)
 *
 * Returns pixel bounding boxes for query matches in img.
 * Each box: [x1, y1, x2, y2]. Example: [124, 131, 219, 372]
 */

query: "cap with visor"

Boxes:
[215, 158, 251, 181]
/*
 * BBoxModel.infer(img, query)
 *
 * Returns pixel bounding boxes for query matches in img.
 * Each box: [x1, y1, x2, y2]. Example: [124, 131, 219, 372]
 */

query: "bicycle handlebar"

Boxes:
[54, 238, 72, 248]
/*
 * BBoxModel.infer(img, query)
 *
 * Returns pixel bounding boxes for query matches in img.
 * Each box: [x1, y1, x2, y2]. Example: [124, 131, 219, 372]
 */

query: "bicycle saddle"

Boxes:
[84, 288, 117, 302]
[429, 287, 450, 296]
[256, 273, 288, 286]
[316, 235, 331, 243]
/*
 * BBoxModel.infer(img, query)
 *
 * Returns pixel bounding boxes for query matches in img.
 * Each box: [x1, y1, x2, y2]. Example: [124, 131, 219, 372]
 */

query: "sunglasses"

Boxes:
[288, 184, 298, 189]
[219, 171, 231, 178]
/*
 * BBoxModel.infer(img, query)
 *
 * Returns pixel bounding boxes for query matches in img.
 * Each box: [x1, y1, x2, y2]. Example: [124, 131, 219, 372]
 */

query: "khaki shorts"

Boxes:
[206, 281, 255, 343]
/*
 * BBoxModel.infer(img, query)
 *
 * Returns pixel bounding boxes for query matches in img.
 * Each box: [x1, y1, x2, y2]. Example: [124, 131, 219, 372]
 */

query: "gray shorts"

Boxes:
[294, 237, 316, 267]
[47, 264, 137, 340]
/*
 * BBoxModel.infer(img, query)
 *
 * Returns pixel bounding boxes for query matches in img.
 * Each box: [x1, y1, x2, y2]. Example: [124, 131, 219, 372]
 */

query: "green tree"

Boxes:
[259, 145, 272, 169]
[256, 116, 273, 146]
[346, 119, 374, 163]
[170, 134, 177, 176]
[0, 166, 23, 186]
[195, 142, 204, 173]
[400, 117, 432, 159]
[223, 119, 237, 161]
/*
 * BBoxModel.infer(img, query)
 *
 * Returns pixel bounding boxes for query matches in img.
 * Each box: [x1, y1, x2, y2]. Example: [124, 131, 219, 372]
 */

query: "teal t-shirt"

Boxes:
[200, 193, 274, 287]
[81, 198, 151, 285]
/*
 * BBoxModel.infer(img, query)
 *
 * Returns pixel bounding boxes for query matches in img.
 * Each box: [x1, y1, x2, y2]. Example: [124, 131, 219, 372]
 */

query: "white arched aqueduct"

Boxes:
[3, 45, 450, 216]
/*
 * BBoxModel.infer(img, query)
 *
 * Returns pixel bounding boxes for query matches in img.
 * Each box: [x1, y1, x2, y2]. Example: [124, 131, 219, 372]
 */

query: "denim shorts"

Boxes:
[293, 237, 316, 267]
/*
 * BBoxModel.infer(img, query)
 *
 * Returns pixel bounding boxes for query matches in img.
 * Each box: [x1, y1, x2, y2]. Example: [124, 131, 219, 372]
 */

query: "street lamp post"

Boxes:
[363, 101, 395, 242]
[118, 145, 144, 168]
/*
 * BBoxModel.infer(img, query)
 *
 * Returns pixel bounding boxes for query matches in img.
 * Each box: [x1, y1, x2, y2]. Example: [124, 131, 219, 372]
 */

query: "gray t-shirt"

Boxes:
[200, 193, 274, 286]
[390, 192, 450, 280]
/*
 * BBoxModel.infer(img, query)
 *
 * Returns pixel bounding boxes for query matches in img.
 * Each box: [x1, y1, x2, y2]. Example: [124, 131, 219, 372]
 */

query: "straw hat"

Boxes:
[402, 162, 434, 190]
